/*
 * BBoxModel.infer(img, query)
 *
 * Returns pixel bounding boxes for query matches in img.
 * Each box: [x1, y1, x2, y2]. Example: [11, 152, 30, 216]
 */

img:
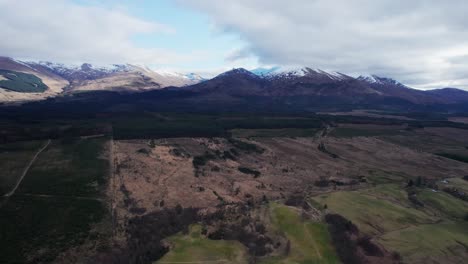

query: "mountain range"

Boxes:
[0, 56, 203, 102]
[1, 56, 468, 113]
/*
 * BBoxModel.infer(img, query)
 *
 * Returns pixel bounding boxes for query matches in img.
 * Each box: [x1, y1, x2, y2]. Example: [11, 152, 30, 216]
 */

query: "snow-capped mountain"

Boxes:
[0, 57, 207, 101]
[183, 73, 206, 82]
[357, 75, 408, 88]
[35, 61, 206, 87]
[186, 67, 468, 104]
[157, 70, 206, 82]
[252, 66, 352, 82]
[250, 66, 281, 76]
[216, 68, 261, 79]
[35, 61, 134, 81]
[2, 56, 468, 107]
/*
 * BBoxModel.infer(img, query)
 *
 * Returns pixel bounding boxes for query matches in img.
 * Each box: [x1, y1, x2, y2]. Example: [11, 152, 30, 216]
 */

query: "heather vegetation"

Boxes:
[0, 109, 467, 264]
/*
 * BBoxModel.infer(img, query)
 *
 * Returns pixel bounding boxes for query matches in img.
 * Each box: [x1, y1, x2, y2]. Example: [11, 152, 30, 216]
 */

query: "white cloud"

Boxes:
[0, 0, 193, 65]
[183, 0, 468, 89]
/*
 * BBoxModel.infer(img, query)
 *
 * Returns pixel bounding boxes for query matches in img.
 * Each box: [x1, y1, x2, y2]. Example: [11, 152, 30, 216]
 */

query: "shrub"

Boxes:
[170, 148, 188, 157]
[391, 251, 402, 261]
[238, 167, 261, 178]
[408, 194, 424, 207]
[415, 176, 424, 187]
[357, 236, 384, 257]
[175, 204, 183, 215]
[137, 148, 149, 154]
[222, 150, 236, 160]
[325, 214, 360, 264]
[314, 176, 330, 187]
[228, 138, 264, 154]
[192, 152, 216, 168]
[317, 142, 339, 158]
[148, 139, 156, 148]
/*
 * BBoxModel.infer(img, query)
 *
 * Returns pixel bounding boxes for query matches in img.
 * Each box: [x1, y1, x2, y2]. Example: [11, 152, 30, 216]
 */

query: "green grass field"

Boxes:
[156, 204, 339, 264]
[365, 170, 409, 185]
[418, 189, 468, 219]
[312, 188, 434, 236]
[378, 222, 468, 263]
[359, 183, 409, 202]
[262, 203, 339, 264]
[444, 177, 468, 194]
[0, 140, 46, 195]
[156, 224, 248, 264]
[312, 183, 468, 263]
[16, 137, 109, 197]
[230, 128, 319, 138]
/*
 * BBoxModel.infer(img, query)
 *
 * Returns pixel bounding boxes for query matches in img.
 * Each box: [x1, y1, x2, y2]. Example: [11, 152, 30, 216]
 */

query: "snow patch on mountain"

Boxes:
[252, 66, 308, 78]
[252, 66, 351, 81]
[11, 58, 35, 70]
[358, 75, 408, 88]
[184, 73, 205, 82]
[155, 70, 205, 82]
[37, 61, 133, 75]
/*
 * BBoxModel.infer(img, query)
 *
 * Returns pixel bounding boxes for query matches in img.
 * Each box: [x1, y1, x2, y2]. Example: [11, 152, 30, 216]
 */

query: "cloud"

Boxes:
[183, 0, 468, 89]
[225, 48, 253, 62]
[0, 0, 192, 65]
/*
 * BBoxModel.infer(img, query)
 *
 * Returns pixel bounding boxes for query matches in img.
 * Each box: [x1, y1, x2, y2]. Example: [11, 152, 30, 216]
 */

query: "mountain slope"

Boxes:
[1, 56, 468, 111]
[186, 68, 265, 95]
[0, 69, 48, 93]
[160, 67, 468, 112]
[425, 88, 468, 104]
[0, 57, 69, 102]
[0, 57, 204, 102]
[34, 62, 200, 92]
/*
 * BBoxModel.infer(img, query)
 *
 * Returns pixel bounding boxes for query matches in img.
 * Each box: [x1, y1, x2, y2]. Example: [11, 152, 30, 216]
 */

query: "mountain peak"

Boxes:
[251, 66, 351, 82]
[216, 68, 259, 79]
[80, 63, 93, 71]
[358, 75, 408, 88]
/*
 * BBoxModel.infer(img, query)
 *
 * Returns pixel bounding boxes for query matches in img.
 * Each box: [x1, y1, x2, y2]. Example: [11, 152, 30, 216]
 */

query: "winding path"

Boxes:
[3, 139, 51, 197]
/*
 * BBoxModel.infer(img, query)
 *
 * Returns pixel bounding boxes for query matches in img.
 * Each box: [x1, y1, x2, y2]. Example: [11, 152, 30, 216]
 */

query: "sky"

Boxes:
[1, 0, 468, 89]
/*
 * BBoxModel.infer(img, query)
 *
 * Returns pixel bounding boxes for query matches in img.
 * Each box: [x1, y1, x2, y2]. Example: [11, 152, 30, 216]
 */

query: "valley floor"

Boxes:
[1, 121, 468, 263]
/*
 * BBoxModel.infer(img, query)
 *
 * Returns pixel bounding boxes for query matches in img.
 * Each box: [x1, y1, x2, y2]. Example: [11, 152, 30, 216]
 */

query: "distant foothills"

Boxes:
[1, 56, 468, 113]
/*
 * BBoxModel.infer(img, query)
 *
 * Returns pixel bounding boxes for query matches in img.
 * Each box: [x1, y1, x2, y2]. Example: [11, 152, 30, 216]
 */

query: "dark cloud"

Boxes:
[184, 0, 468, 89]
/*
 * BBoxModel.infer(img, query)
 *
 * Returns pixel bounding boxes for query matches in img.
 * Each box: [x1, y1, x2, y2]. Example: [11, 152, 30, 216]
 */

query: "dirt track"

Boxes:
[3, 139, 51, 197]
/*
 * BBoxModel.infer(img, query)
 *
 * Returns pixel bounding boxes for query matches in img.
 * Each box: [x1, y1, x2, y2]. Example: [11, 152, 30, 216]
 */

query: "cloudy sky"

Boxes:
[1, 0, 467, 89]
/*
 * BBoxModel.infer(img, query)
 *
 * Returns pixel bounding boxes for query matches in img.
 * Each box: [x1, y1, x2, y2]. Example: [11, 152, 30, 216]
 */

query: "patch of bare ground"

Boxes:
[97, 134, 468, 263]
[448, 117, 468, 124]
[113, 137, 344, 220]
[112, 134, 468, 222]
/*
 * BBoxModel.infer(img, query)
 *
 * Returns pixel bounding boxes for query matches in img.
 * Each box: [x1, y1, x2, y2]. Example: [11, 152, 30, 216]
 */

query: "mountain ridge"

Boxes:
[1, 57, 468, 111]
[0, 56, 203, 101]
